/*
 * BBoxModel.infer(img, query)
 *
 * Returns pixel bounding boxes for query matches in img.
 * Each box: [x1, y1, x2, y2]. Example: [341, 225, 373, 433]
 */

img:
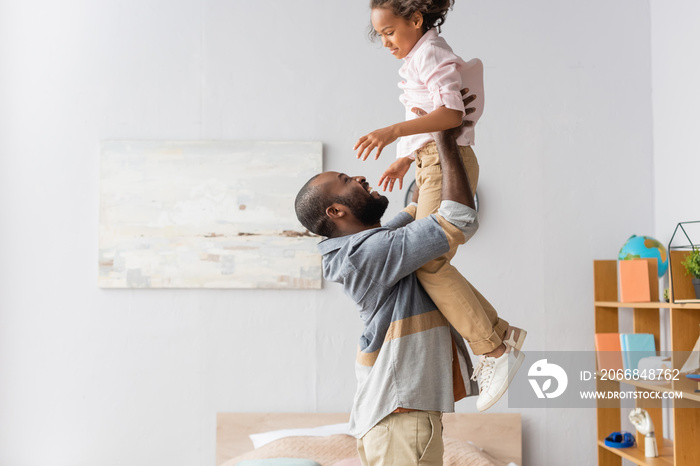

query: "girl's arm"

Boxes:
[354, 105, 462, 161]
[394, 105, 463, 140]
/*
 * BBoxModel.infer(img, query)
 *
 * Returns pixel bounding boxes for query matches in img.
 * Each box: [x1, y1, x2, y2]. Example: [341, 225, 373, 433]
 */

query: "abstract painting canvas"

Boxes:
[99, 140, 322, 289]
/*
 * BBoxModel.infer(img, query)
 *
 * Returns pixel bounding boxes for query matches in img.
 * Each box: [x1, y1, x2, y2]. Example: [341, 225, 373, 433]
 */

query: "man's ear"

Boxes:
[326, 203, 347, 220]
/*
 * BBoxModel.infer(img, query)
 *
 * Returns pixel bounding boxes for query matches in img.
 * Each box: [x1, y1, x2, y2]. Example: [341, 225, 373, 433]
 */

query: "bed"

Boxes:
[216, 412, 521, 466]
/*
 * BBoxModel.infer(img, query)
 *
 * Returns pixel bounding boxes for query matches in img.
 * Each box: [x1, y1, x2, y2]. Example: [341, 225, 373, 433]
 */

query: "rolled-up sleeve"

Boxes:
[434, 200, 479, 249]
[418, 45, 468, 116]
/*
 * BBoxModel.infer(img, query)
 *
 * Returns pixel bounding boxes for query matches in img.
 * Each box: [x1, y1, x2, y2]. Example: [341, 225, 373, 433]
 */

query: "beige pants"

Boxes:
[414, 142, 509, 355]
[357, 411, 444, 466]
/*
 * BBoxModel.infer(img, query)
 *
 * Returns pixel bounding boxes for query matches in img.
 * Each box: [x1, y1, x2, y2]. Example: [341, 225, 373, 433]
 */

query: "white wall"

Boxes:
[650, 0, 700, 244]
[0, 1, 654, 465]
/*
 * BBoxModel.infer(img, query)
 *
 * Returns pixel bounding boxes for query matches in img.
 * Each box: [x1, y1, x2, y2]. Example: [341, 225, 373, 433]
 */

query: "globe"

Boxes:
[618, 235, 668, 278]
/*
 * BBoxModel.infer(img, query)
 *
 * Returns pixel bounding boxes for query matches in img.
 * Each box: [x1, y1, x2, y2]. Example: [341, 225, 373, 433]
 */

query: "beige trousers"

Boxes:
[357, 411, 444, 466]
[414, 142, 509, 355]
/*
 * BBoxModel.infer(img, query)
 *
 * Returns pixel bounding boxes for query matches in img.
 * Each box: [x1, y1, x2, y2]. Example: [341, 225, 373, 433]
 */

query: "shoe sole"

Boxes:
[504, 328, 527, 351]
[477, 349, 525, 412]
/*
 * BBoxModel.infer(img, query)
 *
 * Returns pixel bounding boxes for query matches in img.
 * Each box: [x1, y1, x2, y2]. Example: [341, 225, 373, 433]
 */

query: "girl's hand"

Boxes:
[378, 157, 413, 192]
[354, 125, 399, 161]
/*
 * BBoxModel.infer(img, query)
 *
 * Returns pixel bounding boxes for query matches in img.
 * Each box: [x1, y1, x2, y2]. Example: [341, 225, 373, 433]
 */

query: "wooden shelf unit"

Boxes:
[593, 260, 700, 466]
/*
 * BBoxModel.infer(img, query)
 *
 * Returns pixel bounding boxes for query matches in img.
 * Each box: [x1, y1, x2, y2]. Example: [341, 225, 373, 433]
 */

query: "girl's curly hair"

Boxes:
[369, 0, 455, 41]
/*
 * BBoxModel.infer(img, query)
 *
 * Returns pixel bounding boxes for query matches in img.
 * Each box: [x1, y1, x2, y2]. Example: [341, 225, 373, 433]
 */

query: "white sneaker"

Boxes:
[471, 346, 525, 412]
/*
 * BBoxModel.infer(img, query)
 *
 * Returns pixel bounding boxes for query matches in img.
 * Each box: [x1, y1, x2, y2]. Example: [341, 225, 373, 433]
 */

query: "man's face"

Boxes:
[314, 171, 389, 226]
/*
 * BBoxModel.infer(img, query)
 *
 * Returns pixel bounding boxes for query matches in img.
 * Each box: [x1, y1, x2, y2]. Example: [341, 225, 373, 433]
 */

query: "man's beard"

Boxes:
[338, 192, 389, 227]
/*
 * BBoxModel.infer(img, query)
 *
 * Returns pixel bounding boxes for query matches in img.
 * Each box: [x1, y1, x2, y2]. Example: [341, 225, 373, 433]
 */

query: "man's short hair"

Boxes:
[294, 174, 337, 237]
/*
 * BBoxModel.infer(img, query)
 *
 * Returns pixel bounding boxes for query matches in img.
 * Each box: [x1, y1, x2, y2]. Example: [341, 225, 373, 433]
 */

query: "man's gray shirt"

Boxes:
[318, 201, 479, 438]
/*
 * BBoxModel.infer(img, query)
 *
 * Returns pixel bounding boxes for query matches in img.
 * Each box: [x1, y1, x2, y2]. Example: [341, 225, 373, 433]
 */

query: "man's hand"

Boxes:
[354, 125, 399, 161]
[377, 157, 413, 192]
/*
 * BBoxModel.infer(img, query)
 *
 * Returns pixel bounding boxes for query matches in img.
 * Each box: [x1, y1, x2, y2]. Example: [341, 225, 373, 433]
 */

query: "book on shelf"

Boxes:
[620, 333, 656, 371]
[618, 259, 651, 302]
[594, 333, 624, 371]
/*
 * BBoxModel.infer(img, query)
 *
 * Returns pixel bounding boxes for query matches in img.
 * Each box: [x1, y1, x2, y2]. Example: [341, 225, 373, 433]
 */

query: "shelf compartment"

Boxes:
[597, 438, 674, 466]
[672, 399, 700, 465]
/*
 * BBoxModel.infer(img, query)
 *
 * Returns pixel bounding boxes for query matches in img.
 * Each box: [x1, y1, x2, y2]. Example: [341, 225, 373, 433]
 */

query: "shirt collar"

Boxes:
[317, 226, 383, 255]
[404, 28, 438, 62]
[317, 236, 346, 255]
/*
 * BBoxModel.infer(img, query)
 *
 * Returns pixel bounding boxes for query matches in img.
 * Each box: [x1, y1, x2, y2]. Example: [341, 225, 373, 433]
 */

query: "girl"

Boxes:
[354, 0, 484, 197]
[354, 0, 526, 415]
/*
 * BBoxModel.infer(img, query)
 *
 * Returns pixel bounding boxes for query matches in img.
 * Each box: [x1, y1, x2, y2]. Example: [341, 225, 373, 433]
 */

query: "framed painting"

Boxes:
[99, 140, 322, 289]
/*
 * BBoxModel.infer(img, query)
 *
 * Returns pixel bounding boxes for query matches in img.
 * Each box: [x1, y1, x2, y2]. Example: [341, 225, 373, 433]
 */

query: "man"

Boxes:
[294, 94, 522, 465]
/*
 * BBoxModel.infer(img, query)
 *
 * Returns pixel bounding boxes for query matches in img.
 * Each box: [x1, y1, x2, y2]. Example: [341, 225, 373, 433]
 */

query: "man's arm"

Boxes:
[411, 90, 479, 245]
[381, 90, 475, 232]
[411, 89, 475, 209]
[434, 123, 475, 209]
[356, 216, 452, 288]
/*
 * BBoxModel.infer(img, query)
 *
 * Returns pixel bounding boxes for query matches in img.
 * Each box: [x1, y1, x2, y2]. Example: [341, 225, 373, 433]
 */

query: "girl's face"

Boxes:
[371, 8, 424, 60]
